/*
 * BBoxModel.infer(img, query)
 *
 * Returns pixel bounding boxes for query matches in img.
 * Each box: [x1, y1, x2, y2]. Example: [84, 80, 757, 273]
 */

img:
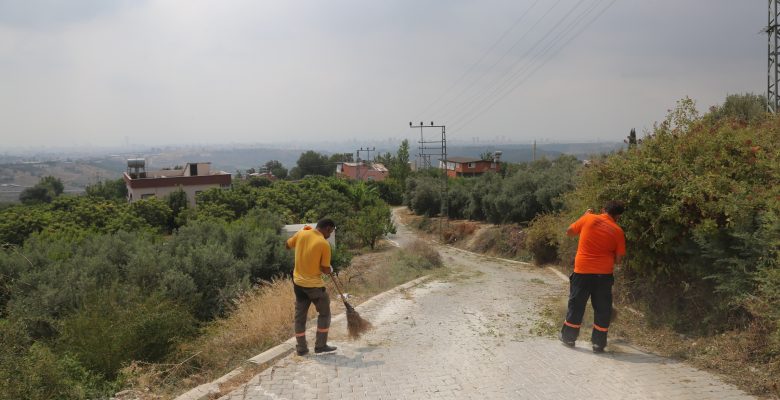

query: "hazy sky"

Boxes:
[0, 0, 766, 149]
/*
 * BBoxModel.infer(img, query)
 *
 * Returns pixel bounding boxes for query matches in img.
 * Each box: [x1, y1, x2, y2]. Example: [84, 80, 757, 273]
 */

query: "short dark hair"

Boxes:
[604, 201, 625, 216]
[316, 218, 336, 229]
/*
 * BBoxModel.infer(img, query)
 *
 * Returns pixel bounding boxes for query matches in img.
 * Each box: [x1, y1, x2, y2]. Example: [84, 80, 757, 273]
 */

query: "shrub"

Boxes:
[403, 241, 442, 269]
[525, 214, 561, 265]
[565, 97, 780, 332]
[57, 290, 196, 379]
[406, 177, 441, 216]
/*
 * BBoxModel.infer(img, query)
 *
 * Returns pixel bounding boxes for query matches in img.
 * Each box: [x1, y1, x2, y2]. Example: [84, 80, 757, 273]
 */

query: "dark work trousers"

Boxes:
[293, 284, 331, 352]
[560, 273, 614, 347]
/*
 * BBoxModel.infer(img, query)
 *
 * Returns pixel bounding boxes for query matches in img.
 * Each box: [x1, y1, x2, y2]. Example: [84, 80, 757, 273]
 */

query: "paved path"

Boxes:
[220, 213, 753, 400]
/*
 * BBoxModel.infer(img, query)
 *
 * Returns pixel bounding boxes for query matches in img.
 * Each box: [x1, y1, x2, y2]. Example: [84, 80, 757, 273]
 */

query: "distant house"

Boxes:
[123, 159, 231, 206]
[247, 171, 277, 181]
[440, 157, 501, 178]
[335, 162, 389, 182]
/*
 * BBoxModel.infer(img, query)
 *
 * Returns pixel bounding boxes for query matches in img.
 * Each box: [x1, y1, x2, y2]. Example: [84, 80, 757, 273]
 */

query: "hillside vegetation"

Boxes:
[405, 94, 780, 395]
[0, 175, 395, 399]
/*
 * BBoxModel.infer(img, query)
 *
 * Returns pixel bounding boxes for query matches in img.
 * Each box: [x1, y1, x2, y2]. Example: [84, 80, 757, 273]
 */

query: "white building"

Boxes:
[123, 160, 231, 206]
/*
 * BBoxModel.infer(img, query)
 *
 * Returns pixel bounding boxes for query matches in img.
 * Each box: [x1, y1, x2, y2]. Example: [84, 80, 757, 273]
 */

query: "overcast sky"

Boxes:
[0, 0, 767, 149]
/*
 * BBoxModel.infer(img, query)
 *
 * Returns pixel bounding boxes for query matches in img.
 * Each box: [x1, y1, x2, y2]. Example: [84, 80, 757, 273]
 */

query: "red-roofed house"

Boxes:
[440, 157, 501, 178]
[335, 162, 389, 182]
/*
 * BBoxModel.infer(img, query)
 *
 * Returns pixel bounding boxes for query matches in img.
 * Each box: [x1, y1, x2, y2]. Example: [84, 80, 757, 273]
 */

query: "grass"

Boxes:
[121, 241, 445, 399]
[529, 292, 780, 398]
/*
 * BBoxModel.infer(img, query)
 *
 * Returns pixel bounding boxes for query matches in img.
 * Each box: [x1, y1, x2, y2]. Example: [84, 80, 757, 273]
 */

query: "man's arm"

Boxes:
[286, 231, 299, 249]
[566, 209, 593, 237]
[319, 241, 333, 275]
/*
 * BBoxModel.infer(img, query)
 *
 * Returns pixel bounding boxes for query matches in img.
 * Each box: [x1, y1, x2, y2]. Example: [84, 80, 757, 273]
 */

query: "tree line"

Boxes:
[0, 174, 395, 399]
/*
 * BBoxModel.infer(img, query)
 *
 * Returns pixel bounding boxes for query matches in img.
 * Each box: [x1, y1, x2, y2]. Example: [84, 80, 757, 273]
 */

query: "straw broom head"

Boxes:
[344, 302, 372, 339]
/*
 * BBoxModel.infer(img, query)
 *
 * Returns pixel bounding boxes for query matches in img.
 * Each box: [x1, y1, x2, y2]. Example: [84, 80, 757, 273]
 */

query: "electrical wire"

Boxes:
[450, 0, 617, 134]
[440, 0, 593, 126]
[412, 0, 544, 123]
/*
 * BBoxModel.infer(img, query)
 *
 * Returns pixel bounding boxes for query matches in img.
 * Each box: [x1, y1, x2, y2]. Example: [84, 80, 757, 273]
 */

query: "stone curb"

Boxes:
[174, 274, 431, 400]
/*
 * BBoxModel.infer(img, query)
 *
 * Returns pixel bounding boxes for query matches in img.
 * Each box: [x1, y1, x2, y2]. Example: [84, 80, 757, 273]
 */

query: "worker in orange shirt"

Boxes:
[286, 218, 338, 356]
[560, 201, 626, 353]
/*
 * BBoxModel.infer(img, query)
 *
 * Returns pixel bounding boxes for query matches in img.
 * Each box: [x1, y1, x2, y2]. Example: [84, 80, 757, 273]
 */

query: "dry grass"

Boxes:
[405, 241, 442, 268]
[610, 310, 780, 398]
[121, 279, 304, 399]
[181, 280, 298, 372]
[531, 287, 780, 398]
[442, 222, 478, 244]
[122, 243, 442, 399]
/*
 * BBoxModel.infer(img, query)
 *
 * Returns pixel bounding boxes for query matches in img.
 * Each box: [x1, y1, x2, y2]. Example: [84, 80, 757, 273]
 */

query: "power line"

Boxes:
[441, 0, 593, 126]
[450, 0, 617, 135]
[415, 0, 547, 121]
[434, 0, 571, 124]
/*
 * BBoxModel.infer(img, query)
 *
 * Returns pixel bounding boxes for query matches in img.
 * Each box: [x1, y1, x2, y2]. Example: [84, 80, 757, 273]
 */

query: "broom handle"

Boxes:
[328, 272, 348, 303]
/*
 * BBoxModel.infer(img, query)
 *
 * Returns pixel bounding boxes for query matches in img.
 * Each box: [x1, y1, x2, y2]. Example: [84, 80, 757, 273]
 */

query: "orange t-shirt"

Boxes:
[569, 213, 625, 274]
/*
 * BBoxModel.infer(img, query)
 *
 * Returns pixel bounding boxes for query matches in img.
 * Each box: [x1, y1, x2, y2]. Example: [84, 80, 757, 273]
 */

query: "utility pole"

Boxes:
[355, 147, 375, 181]
[409, 121, 448, 240]
[769, 0, 780, 112]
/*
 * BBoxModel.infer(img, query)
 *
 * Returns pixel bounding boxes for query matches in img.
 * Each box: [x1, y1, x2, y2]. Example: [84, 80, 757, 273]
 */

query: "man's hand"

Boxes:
[320, 265, 333, 275]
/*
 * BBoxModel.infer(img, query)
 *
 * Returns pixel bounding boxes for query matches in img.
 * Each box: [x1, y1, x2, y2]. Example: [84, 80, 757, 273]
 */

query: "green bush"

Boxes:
[406, 177, 441, 216]
[57, 290, 196, 379]
[369, 178, 404, 206]
[0, 320, 109, 400]
[525, 214, 562, 265]
[566, 97, 780, 332]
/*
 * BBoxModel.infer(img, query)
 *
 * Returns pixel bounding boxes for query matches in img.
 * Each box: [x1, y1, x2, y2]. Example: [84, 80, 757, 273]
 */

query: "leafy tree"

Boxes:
[85, 179, 127, 201]
[19, 186, 53, 205]
[369, 178, 403, 205]
[350, 204, 396, 249]
[704, 92, 767, 125]
[406, 177, 441, 216]
[165, 187, 189, 229]
[264, 160, 288, 179]
[247, 176, 273, 188]
[19, 176, 65, 205]
[391, 139, 411, 182]
[196, 187, 250, 218]
[291, 151, 331, 179]
[38, 176, 64, 197]
[130, 198, 173, 232]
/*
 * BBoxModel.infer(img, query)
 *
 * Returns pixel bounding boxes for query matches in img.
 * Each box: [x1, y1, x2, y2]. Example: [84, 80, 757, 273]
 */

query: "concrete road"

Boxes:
[219, 210, 753, 400]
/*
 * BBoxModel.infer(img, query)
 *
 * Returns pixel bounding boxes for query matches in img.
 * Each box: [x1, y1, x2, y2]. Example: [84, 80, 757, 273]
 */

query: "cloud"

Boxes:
[0, 0, 769, 148]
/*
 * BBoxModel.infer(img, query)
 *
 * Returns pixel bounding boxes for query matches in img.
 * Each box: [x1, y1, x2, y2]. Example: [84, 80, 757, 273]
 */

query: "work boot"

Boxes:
[558, 332, 575, 348]
[314, 330, 336, 353]
[295, 335, 308, 356]
[315, 345, 337, 354]
[592, 344, 605, 353]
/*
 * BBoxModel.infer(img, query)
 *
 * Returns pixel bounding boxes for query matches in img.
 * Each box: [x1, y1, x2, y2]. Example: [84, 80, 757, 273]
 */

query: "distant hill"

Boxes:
[443, 142, 623, 163]
[0, 160, 122, 203]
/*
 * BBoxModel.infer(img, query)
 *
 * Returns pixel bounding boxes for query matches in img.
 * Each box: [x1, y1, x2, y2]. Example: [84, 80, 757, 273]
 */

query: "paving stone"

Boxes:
[217, 224, 755, 400]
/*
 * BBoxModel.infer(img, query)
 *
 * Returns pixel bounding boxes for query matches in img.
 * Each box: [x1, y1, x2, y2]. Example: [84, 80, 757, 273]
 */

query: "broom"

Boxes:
[329, 272, 372, 339]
